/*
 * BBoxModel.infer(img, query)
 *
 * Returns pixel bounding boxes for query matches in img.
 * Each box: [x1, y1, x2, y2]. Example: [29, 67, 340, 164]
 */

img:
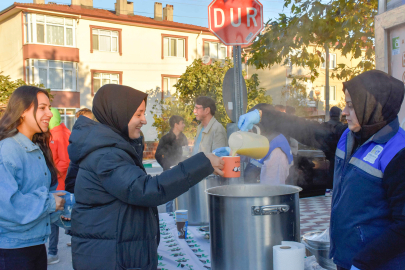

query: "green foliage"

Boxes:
[0, 72, 51, 113]
[0, 72, 28, 108]
[151, 59, 272, 140]
[247, 0, 377, 82]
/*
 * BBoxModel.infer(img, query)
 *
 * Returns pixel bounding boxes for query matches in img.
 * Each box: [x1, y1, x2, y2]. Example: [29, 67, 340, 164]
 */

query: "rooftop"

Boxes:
[1, 2, 212, 34]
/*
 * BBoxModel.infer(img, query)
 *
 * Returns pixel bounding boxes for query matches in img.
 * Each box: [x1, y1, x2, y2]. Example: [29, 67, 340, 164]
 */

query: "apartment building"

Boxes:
[0, 0, 230, 140]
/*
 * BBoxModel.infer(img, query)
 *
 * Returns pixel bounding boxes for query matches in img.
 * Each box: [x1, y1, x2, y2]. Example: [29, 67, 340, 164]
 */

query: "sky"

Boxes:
[0, 0, 289, 28]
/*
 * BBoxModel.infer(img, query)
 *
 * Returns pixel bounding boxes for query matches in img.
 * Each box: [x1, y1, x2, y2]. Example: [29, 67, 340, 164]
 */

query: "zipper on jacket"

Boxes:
[356, 226, 364, 242]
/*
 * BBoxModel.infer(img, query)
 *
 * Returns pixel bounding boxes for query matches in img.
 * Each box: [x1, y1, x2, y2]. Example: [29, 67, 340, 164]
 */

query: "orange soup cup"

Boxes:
[221, 156, 241, 178]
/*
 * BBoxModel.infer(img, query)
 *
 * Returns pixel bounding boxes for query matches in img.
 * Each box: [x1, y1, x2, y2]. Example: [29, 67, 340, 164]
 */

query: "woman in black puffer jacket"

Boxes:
[68, 84, 223, 270]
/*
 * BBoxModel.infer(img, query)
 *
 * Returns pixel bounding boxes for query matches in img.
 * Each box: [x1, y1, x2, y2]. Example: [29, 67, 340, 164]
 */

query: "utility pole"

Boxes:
[325, 45, 330, 122]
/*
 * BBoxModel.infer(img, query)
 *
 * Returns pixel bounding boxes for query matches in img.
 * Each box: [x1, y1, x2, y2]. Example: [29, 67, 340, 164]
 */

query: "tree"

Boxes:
[0, 72, 51, 115]
[0, 73, 27, 108]
[247, 0, 376, 82]
[151, 59, 272, 139]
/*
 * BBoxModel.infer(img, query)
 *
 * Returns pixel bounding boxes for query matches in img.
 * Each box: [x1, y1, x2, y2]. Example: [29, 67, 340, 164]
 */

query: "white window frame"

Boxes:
[26, 59, 78, 91]
[164, 37, 185, 58]
[92, 29, 119, 53]
[163, 77, 179, 97]
[321, 53, 337, 69]
[92, 73, 120, 94]
[24, 13, 76, 47]
[203, 41, 227, 60]
[56, 108, 78, 131]
[322, 85, 337, 101]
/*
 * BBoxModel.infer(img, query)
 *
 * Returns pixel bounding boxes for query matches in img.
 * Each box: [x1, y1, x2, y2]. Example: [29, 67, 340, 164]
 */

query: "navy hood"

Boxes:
[343, 70, 404, 142]
[68, 116, 140, 165]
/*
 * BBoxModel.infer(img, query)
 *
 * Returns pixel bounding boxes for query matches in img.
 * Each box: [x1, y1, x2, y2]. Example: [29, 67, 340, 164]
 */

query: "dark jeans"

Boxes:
[48, 223, 59, 255]
[0, 244, 47, 270]
[337, 267, 349, 270]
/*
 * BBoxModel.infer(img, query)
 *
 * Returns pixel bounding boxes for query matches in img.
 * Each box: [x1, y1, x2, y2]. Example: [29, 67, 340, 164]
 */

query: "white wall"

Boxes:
[76, 18, 218, 140]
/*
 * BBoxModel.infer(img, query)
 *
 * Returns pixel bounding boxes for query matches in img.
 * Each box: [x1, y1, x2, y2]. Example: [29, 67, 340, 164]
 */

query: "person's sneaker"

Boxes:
[47, 254, 60, 265]
[67, 242, 71, 246]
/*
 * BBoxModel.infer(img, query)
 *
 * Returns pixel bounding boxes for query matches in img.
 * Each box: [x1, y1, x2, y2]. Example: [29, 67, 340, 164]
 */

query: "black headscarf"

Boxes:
[92, 84, 148, 141]
[343, 70, 404, 145]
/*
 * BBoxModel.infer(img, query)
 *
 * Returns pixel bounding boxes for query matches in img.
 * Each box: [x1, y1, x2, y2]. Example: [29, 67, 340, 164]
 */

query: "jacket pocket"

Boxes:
[117, 239, 156, 269]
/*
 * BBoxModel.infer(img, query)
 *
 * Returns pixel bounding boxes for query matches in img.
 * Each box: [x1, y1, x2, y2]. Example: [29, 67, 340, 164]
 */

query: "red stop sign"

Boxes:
[208, 0, 264, 46]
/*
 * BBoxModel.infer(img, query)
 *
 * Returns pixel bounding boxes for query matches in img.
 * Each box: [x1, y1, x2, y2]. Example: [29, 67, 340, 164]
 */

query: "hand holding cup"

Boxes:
[52, 192, 66, 212]
[204, 153, 225, 176]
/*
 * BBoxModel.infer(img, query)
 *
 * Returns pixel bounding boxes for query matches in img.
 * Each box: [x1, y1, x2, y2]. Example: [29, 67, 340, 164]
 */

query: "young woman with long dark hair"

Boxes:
[0, 86, 65, 270]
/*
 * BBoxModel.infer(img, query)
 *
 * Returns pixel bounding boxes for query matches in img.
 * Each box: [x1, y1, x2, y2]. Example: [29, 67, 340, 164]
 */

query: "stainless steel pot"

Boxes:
[175, 175, 228, 225]
[207, 184, 302, 270]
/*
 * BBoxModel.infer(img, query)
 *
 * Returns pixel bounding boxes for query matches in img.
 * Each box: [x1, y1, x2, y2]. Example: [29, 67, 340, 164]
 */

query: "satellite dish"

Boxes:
[202, 55, 211, 65]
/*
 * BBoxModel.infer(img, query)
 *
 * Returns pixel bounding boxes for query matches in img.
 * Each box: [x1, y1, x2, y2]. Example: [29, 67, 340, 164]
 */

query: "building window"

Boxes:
[164, 37, 185, 57]
[57, 108, 77, 131]
[162, 76, 180, 98]
[203, 40, 226, 60]
[92, 29, 119, 53]
[25, 59, 77, 91]
[322, 85, 336, 101]
[91, 70, 122, 96]
[161, 34, 188, 60]
[90, 26, 122, 55]
[321, 53, 337, 69]
[24, 13, 75, 47]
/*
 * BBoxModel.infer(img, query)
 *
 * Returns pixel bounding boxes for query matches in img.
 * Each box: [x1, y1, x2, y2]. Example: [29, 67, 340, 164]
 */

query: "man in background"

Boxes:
[192, 96, 227, 155]
[323, 106, 345, 191]
[75, 108, 93, 120]
[155, 115, 188, 212]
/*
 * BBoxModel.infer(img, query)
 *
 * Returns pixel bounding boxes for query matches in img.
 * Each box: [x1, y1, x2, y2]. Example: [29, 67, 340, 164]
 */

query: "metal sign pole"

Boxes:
[233, 45, 245, 182]
[233, 45, 244, 121]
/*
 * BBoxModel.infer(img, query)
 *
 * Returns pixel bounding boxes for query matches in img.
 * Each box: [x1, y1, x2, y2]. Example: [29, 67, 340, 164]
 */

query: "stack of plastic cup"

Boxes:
[175, 210, 188, 239]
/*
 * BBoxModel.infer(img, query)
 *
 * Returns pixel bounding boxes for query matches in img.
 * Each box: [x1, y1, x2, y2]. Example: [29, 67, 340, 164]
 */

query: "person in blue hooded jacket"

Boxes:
[215, 103, 294, 184]
[238, 70, 405, 270]
[68, 84, 224, 270]
[0, 86, 65, 270]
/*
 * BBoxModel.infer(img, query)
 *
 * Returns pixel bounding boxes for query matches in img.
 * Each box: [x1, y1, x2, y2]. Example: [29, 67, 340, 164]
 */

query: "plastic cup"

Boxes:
[49, 190, 75, 218]
[63, 193, 75, 219]
[175, 210, 188, 239]
[221, 156, 241, 178]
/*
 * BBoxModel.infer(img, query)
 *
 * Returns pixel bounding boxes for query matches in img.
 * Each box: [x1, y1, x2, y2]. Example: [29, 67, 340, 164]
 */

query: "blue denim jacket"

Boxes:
[0, 132, 56, 249]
